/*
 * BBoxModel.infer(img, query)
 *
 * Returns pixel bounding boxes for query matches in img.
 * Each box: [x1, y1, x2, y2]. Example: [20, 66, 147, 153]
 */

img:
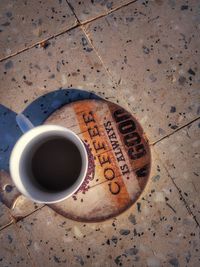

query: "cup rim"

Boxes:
[9, 125, 88, 203]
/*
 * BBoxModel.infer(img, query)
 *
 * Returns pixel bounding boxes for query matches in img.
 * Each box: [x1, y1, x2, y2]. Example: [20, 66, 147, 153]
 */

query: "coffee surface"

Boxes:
[31, 137, 82, 192]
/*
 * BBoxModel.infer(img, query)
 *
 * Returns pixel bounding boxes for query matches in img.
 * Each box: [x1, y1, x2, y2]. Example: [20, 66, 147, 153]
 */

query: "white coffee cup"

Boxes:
[10, 118, 88, 204]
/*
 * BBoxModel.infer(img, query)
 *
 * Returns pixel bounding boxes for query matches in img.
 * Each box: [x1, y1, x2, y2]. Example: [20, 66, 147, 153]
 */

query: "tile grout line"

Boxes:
[0, 0, 138, 63]
[78, 0, 139, 26]
[66, 1, 81, 23]
[153, 148, 200, 228]
[0, 221, 13, 231]
[13, 204, 45, 222]
[81, 25, 117, 86]
[68, 0, 137, 94]
[81, 24, 133, 113]
[0, 204, 45, 232]
[151, 116, 200, 146]
[0, 24, 80, 63]
[66, 0, 117, 84]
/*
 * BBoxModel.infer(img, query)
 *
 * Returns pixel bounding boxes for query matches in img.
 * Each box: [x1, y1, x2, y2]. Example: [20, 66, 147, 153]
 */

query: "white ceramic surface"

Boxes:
[9, 125, 88, 204]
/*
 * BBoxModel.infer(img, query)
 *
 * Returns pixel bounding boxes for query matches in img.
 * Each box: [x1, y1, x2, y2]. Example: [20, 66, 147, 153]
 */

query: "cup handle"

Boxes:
[16, 113, 34, 133]
[0, 170, 21, 209]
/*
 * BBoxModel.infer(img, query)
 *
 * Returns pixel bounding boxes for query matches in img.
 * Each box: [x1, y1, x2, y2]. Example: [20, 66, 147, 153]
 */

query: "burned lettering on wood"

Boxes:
[112, 108, 146, 161]
[88, 125, 100, 139]
[46, 99, 151, 222]
[108, 182, 120, 195]
[83, 111, 95, 125]
[98, 154, 111, 167]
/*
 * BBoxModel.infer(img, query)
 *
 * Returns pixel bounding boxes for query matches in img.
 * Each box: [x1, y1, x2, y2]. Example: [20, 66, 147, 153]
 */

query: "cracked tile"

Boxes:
[0, 0, 77, 59]
[84, 0, 200, 143]
[0, 224, 34, 267]
[68, 0, 136, 23]
[15, 148, 200, 267]
[0, 27, 125, 114]
[154, 119, 200, 225]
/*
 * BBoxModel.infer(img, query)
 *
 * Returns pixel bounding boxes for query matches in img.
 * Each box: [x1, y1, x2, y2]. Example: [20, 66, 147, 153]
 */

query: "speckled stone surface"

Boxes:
[0, 202, 12, 230]
[84, 0, 200, 143]
[15, 149, 200, 267]
[67, 0, 136, 23]
[0, 27, 126, 114]
[0, 0, 77, 59]
[0, 224, 34, 266]
[154, 119, 200, 225]
[0, 0, 200, 266]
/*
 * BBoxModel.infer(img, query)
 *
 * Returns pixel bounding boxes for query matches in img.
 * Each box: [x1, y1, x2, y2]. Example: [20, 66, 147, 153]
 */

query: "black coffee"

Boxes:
[31, 137, 82, 192]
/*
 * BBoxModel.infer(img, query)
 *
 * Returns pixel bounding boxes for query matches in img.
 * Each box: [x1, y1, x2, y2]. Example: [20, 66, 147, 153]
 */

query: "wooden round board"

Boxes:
[45, 99, 151, 222]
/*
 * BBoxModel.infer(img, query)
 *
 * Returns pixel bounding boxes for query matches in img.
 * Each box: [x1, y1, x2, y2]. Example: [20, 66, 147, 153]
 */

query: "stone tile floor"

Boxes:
[0, 0, 199, 266]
